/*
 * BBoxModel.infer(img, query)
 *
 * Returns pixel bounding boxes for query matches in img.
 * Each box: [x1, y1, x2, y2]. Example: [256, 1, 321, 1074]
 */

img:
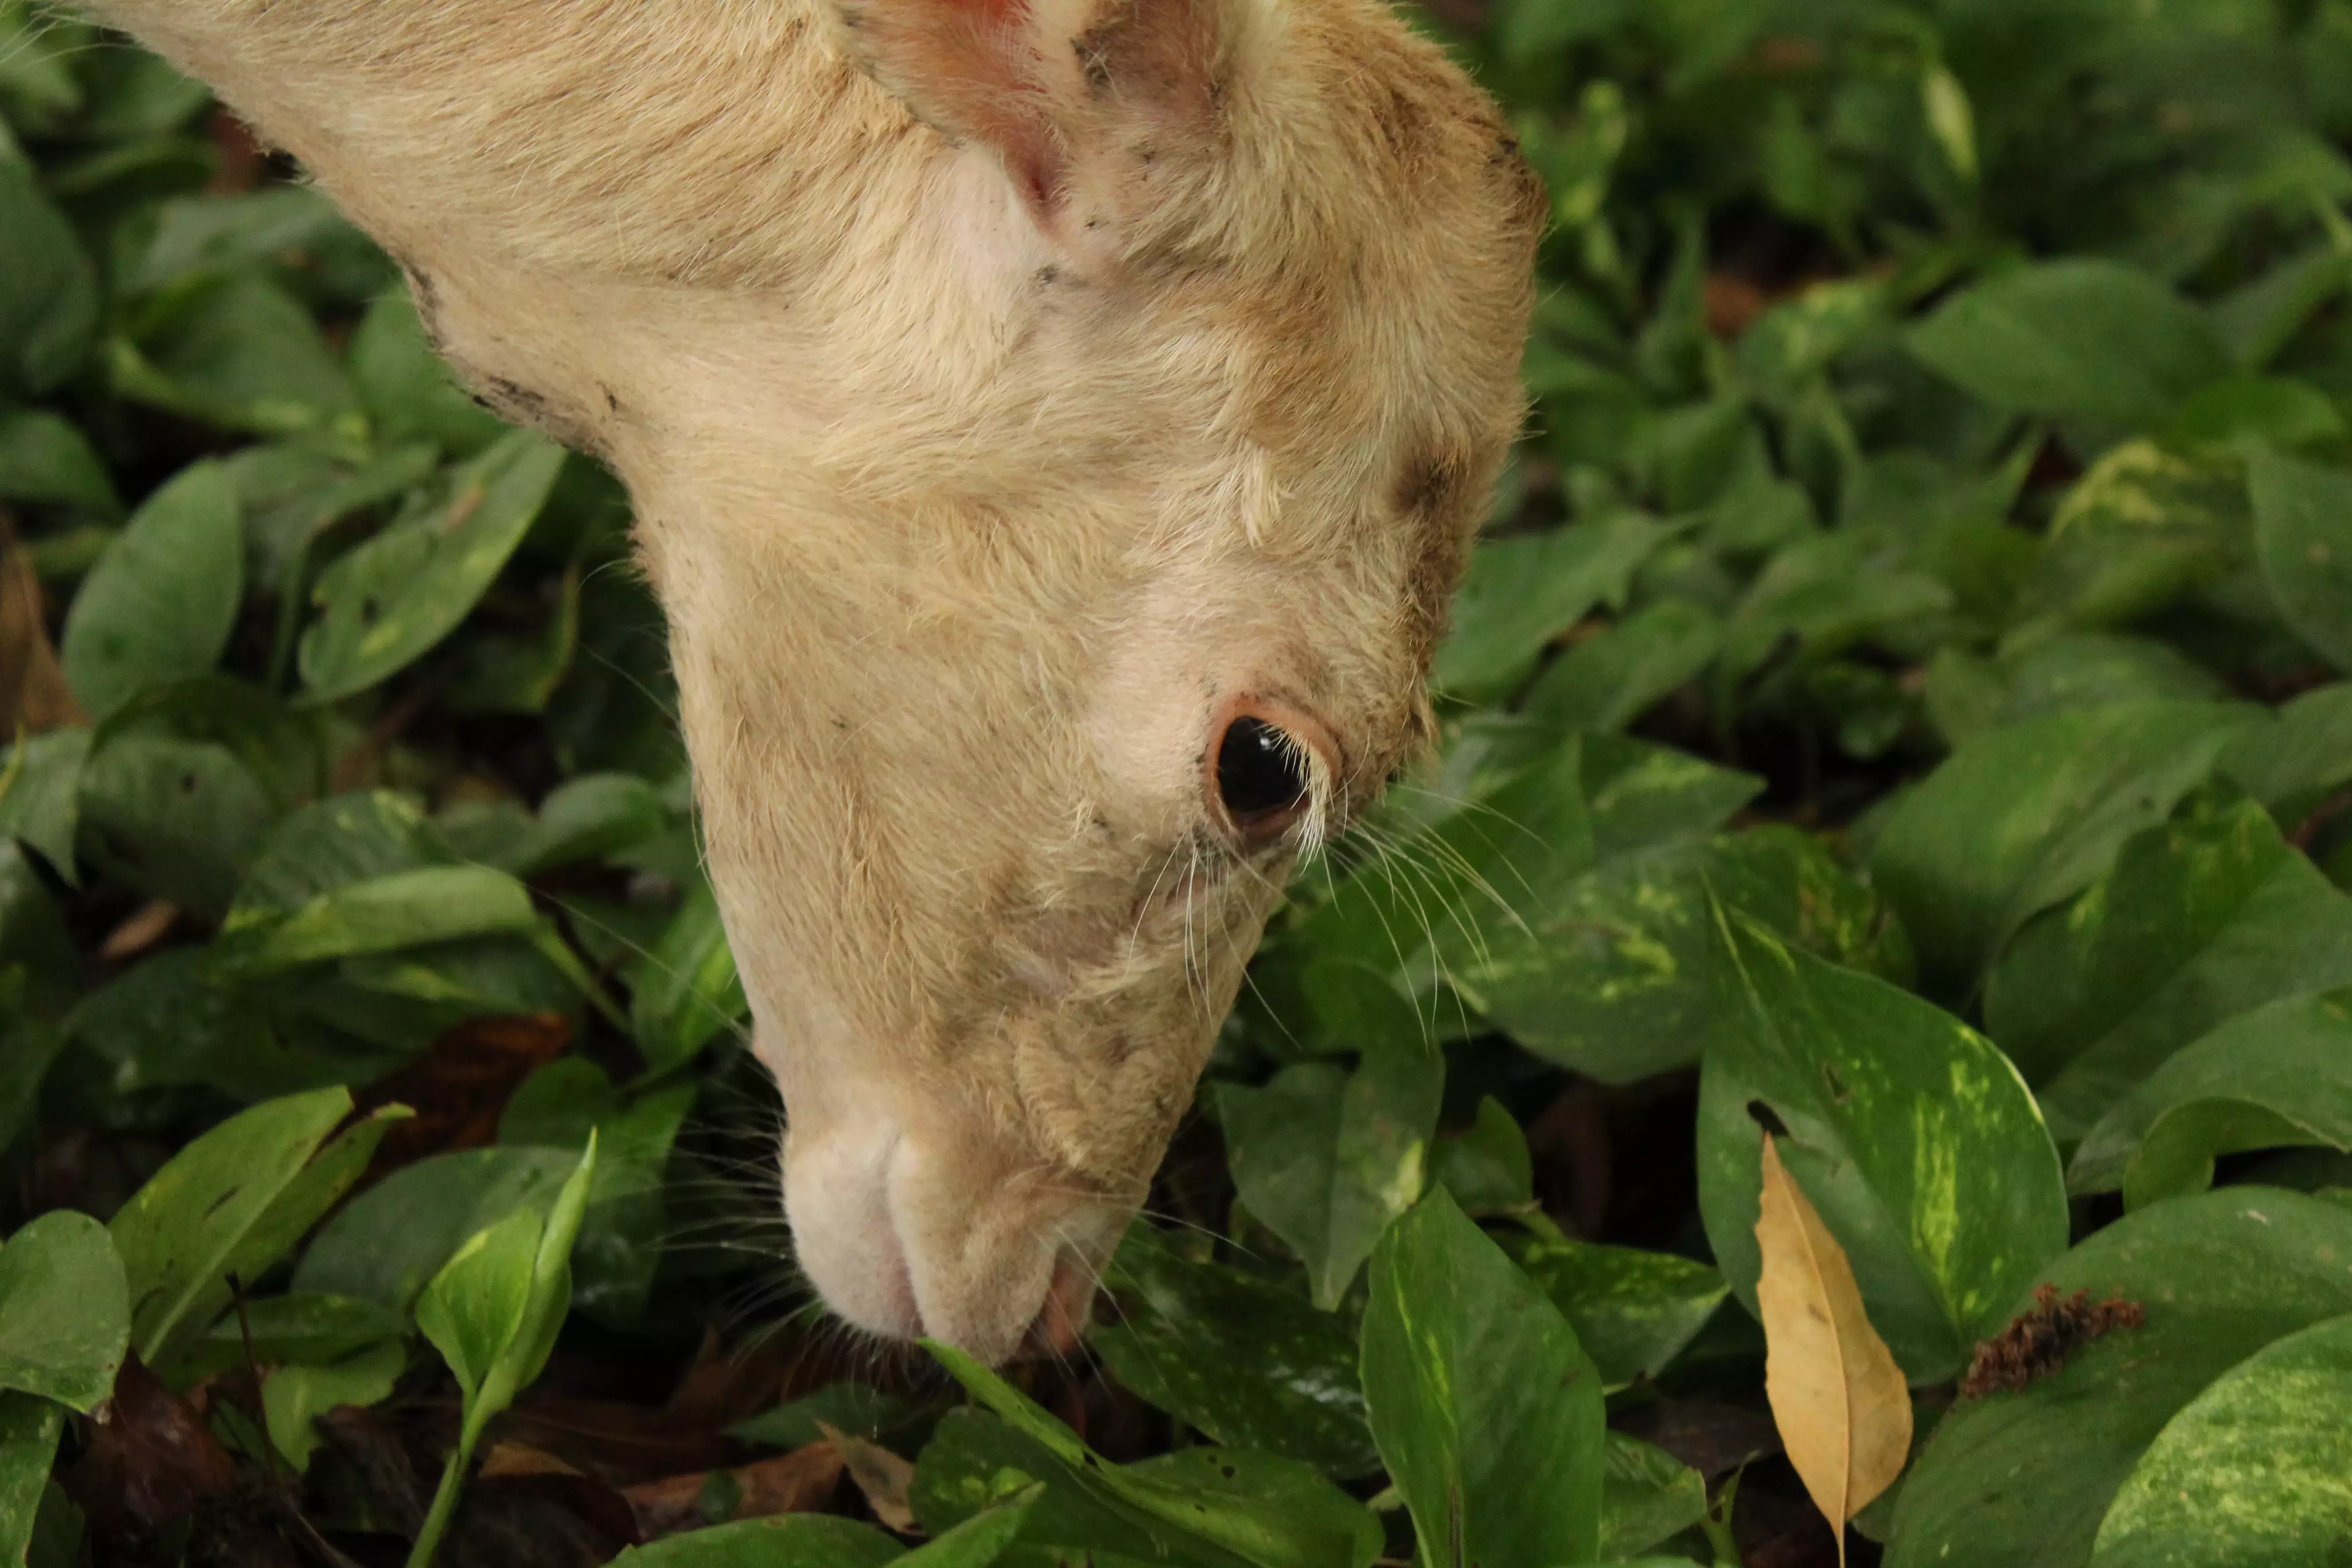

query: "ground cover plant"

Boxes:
[6, 0, 2352, 1563]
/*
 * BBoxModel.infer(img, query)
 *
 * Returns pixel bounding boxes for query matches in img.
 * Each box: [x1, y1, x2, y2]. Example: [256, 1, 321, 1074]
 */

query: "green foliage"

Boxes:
[10, 0, 2352, 1563]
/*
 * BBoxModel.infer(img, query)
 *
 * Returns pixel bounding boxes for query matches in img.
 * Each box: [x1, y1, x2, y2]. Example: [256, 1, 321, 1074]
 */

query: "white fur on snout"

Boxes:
[781, 1122, 921, 1340]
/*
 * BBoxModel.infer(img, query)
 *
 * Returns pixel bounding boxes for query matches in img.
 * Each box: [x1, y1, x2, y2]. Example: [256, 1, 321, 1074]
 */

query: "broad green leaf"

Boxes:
[1599, 1434, 1710, 1561]
[1361, 1190, 1607, 1568]
[0, 845, 75, 1019]
[2014, 444, 2251, 633]
[1698, 908, 2068, 1382]
[108, 1087, 407, 1371]
[416, 1132, 595, 1450]
[211, 865, 539, 978]
[1091, 1232, 1380, 1478]
[1217, 1049, 1443, 1308]
[261, 1339, 405, 1473]
[75, 730, 274, 918]
[926, 1343, 1381, 1568]
[629, 875, 748, 1074]
[502, 773, 666, 877]
[2251, 446, 2352, 675]
[226, 791, 440, 919]
[179, 1292, 408, 1380]
[1471, 823, 1909, 1084]
[0, 159, 97, 398]
[609, 1513, 905, 1567]
[0, 1394, 64, 1568]
[2088, 1311, 2352, 1568]
[910, 1406, 1171, 1566]
[1871, 701, 2260, 995]
[2220, 682, 2352, 823]
[125, 187, 359, 297]
[1501, 1233, 1730, 1387]
[897, 1486, 1042, 1568]
[112, 274, 356, 435]
[0, 728, 88, 882]
[1886, 1189, 2352, 1568]
[2165, 374, 2347, 450]
[59, 462, 241, 721]
[0, 410, 118, 516]
[295, 1145, 581, 1310]
[1906, 260, 2231, 429]
[727, 1382, 922, 1450]
[299, 431, 566, 700]
[0, 1212, 126, 1414]
[1715, 533, 1952, 691]
[2213, 246, 2352, 371]
[1435, 514, 1669, 699]
[1989, 792, 2352, 1140]
[1521, 599, 1722, 734]
[349, 285, 511, 458]
[499, 1058, 696, 1328]
[2069, 992, 2352, 1206]
[1429, 1096, 1534, 1217]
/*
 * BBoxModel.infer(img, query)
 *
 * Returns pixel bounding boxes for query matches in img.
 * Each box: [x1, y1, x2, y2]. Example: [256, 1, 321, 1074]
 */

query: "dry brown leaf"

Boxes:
[1753, 1134, 1912, 1567]
[818, 1420, 916, 1532]
[0, 513, 86, 734]
[619, 1441, 843, 1540]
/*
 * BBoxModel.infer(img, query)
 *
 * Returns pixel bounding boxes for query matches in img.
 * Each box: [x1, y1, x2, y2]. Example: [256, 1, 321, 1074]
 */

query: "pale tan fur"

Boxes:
[83, 0, 1543, 1361]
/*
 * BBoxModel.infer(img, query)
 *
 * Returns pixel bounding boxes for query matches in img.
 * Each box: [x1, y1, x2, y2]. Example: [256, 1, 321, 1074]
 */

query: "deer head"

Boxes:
[95, 0, 1543, 1361]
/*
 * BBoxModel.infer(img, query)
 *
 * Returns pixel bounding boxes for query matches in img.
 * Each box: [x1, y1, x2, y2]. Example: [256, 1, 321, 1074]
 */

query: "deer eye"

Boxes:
[1213, 715, 1311, 842]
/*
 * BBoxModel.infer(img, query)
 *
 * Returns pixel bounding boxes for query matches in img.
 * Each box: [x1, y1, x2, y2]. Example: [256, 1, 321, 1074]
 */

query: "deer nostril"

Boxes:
[1025, 1251, 1099, 1359]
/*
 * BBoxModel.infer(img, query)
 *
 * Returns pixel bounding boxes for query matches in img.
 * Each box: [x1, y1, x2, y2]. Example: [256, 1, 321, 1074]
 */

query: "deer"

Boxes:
[82, 0, 1544, 1364]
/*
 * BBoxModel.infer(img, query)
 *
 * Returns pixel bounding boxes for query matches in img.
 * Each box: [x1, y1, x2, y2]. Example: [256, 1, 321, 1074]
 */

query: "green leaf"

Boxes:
[0, 729, 88, 881]
[416, 1132, 595, 1449]
[1698, 907, 2068, 1382]
[349, 285, 512, 458]
[1988, 791, 2352, 1140]
[108, 1088, 407, 1371]
[0, 1212, 126, 1414]
[1906, 260, 2232, 429]
[261, 1339, 405, 1474]
[1500, 1233, 1729, 1387]
[59, 461, 242, 722]
[629, 874, 748, 1076]
[1599, 1434, 1710, 1561]
[75, 730, 275, 919]
[299, 431, 566, 700]
[1217, 1049, 1443, 1309]
[1435, 514, 1669, 699]
[226, 791, 441, 919]
[2164, 374, 2348, 450]
[1429, 1097, 1535, 1217]
[504, 773, 667, 877]
[295, 1145, 582, 1311]
[178, 1292, 409, 1380]
[0, 411, 118, 517]
[1871, 701, 2260, 995]
[2088, 1311, 2352, 1568]
[1886, 1189, 2352, 1568]
[0, 1394, 65, 1568]
[897, 1485, 1042, 1568]
[726, 1382, 922, 1450]
[113, 274, 357, 435]
[2252, 446, 2352, 675]
[1091, 1231, 1381, 1478]
[608, 1513, 905, 1567]
[0, 158, 97, 398]
[925, 1345, 1380, 1568]
[211, 865, 540, 978]
[2220, 682, 2352, 823]
[2019, 441, 2252, 632]
[1521, 600, 1722, 734]
[125, 187, 363, 298]
[1360, 1189, 1607, 1568]
[2068, 991, 2352, 1206]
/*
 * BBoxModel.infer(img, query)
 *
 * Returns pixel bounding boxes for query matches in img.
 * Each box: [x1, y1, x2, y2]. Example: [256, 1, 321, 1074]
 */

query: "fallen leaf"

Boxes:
[1752, 1135, 1911, 1566]
[819, 1420, 916, 1532]
[619, 1441, 843, 1540]
[0, 514, 85, 734]
[98, 898, 178, 962]
[59, 1355, 239, 1553]
[354, 1012, 573, 1177]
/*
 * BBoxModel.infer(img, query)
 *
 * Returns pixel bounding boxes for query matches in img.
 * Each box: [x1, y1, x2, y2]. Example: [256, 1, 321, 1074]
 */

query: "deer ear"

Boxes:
[826, 0, 1230, 217]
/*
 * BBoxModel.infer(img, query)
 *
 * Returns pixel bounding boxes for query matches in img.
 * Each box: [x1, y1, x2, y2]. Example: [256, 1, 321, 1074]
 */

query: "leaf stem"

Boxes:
[406, 1436, 473, 1568]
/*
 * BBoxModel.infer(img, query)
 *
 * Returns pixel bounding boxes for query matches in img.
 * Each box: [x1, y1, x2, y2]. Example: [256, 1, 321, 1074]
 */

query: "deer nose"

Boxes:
[782, 1115, 1116, 1364]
